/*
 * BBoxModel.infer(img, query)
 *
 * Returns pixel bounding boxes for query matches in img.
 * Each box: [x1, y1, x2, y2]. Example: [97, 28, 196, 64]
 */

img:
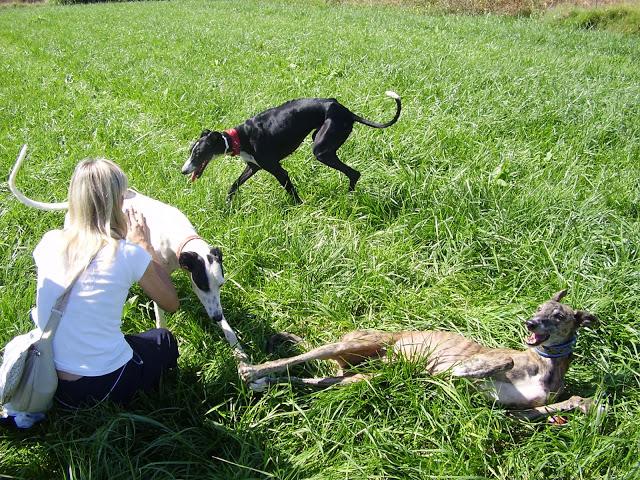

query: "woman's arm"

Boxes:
[126, 208, 180, 313]
[138, 261, 179, 313]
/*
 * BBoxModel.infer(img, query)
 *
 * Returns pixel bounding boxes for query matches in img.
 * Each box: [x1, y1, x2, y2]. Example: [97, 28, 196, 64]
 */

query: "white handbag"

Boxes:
[0, 265, 87, 412]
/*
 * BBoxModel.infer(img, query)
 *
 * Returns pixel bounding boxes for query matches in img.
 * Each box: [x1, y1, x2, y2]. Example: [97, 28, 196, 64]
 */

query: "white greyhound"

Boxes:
[9, 145, 248, 363]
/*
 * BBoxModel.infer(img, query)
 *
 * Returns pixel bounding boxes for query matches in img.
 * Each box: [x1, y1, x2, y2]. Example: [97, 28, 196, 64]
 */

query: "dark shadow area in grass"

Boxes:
[219, 289, 298, 364]
[0, 354, 293, 478]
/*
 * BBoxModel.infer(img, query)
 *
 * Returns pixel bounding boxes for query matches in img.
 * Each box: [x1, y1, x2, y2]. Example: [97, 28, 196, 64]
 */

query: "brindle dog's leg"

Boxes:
[452, 352, 515, 378]
[248, 373, 373, 392]
[239, 340, 381, 383]
[510, 396, 596, 420]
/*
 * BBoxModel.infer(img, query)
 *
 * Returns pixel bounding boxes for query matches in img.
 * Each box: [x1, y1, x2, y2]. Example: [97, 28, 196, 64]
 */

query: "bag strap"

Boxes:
[39, 253, 99, 341]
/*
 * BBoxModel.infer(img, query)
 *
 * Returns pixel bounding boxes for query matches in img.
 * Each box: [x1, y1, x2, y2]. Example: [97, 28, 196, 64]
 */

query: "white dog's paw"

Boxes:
[249, 377, 270, 393]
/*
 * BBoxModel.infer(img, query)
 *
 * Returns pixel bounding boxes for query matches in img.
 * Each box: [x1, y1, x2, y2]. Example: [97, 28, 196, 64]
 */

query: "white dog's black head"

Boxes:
[178, 247, 225, 321]
[181, 130, 227, 182]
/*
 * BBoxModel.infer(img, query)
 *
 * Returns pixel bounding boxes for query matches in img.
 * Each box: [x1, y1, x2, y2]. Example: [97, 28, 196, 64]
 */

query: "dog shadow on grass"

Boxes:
[121, 293, 300, 476]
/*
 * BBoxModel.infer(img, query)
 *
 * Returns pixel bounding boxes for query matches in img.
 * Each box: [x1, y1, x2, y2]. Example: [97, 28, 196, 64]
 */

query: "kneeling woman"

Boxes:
[31, 158, 180, 408]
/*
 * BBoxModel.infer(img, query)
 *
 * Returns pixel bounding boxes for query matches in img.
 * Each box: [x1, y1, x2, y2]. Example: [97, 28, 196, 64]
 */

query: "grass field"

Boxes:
[548, 1, 640, 34]
[1, 0, 639, 478]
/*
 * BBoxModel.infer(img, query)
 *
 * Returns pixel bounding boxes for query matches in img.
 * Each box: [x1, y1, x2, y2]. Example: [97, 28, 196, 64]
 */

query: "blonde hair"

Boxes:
[63, 158, 128, 277]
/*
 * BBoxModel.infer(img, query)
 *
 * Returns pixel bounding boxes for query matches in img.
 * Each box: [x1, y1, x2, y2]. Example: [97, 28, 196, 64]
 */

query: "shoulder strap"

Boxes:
[39, 253, 98, 341]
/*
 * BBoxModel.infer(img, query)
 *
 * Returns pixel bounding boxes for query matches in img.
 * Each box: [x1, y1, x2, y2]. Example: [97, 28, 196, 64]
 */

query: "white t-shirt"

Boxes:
[31, 231, 151, 376]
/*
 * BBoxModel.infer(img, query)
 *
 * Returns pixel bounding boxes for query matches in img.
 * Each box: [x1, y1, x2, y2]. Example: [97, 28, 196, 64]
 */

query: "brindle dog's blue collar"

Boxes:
[535, 335, 577, 358]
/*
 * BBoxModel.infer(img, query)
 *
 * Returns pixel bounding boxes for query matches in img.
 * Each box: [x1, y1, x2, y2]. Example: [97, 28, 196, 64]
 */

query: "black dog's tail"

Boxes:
[352, 91, 401, 129]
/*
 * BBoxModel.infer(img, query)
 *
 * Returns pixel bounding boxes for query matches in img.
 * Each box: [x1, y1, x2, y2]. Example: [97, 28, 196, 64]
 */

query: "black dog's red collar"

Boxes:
[224, 129, 241, 156]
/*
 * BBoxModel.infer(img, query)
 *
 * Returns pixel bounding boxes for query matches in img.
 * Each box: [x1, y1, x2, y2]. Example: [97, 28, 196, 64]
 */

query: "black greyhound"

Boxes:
[181, 91, 401, 203]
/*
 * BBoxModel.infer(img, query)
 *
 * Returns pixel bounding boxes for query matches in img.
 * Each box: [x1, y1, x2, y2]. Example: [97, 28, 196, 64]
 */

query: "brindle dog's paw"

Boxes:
[238, 362, 259, 383]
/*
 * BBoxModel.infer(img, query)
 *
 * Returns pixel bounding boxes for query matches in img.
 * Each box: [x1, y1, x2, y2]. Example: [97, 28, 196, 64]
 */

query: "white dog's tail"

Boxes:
[9, 145, 69, 211]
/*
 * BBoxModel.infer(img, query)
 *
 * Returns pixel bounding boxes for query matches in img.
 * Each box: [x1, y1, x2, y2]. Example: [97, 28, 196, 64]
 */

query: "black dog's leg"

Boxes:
[227, 164, 261, 202]
[263, 162, 302, 204]
[312, 119, 360, 191]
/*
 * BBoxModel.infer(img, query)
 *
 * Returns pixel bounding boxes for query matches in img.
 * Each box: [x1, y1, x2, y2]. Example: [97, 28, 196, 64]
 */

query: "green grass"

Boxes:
[1, 0, 639, 478]
[549, 2, 640, 34]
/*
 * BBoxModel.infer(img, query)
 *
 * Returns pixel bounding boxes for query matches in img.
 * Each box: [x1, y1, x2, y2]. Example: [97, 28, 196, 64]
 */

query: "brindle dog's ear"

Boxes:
[551, 289, 568, 302]
[575, 310, 598, 329]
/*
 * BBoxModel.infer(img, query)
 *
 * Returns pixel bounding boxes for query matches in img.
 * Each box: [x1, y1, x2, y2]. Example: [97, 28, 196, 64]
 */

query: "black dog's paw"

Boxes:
[348, 171, 361, 191]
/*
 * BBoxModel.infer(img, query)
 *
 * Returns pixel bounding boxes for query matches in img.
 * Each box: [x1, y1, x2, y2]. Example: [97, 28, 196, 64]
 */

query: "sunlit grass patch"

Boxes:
[1, 0, 639, 478]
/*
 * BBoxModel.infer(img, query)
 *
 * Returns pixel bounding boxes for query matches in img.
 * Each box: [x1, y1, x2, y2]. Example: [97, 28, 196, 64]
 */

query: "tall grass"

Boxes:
[1, 0, 639, 478]
[549, 1, 640, 33]
[329, 0, 637, 16]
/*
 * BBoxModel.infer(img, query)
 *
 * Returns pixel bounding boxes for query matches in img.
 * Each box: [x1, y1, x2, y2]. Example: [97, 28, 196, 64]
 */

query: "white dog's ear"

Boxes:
[551, 289, 568, 302]
[210, 247, 223, 264]
[208, 247, 224, 280]
[179, 251, 199, 271]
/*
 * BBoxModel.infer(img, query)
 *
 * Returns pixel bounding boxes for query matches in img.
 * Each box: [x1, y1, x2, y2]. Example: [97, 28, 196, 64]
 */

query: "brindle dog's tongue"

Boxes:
[526, 332, 548, 346]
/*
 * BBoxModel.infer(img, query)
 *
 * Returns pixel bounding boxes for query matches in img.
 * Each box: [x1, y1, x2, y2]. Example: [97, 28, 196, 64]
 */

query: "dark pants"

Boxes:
[55, 328, 179, 409]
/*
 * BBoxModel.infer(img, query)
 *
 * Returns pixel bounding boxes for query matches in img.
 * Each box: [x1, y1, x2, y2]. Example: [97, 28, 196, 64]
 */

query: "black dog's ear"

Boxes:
[200, 129, 212, 138]
[179, 251, 199, 271]
[551, 289, 568, 302]
[575, 310, 598, 329]
[210, 131, 224, 142]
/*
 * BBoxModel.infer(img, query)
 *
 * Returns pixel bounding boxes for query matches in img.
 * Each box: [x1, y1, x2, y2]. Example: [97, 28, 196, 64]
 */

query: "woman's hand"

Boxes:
[125, 208, 153, 252]
[126, 207, 180, 313]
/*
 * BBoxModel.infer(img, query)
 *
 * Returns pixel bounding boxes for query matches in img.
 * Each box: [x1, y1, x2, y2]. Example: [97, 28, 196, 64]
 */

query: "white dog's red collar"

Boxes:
[176, 234, 202, 258]
[224, 128, 241, 156]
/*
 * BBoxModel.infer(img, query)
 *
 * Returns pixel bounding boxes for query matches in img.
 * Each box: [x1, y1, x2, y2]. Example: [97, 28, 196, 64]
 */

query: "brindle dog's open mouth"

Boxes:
[525, 332, 550, 346]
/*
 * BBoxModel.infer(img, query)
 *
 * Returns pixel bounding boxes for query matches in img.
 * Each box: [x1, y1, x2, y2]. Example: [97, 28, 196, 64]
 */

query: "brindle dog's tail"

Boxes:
[9, 145, 69, 211]
[352, 91, 401, 129]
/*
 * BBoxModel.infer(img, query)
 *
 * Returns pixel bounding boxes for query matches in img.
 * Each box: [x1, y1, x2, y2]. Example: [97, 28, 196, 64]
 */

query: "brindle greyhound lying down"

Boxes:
[240, 290, 598, 419]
